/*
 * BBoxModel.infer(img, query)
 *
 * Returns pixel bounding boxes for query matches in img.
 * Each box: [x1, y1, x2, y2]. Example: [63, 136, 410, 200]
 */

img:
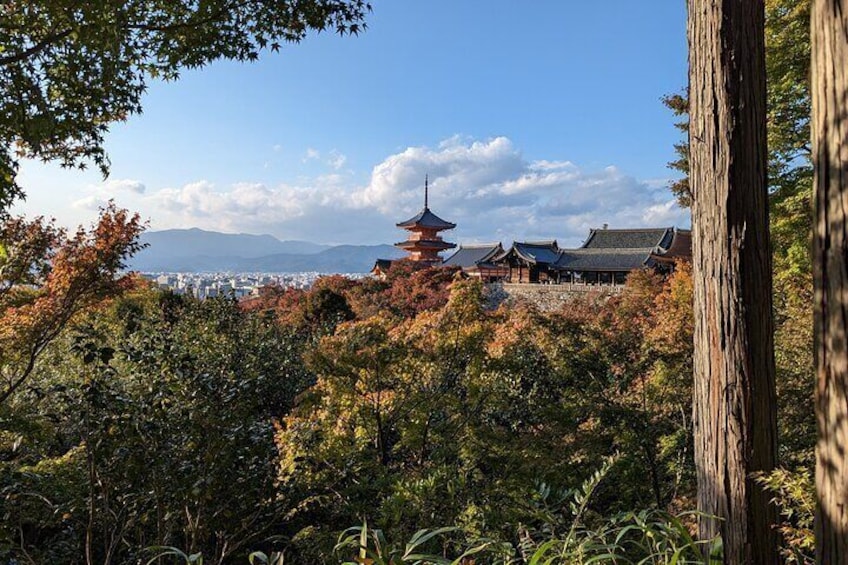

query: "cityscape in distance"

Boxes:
[134, 227, 407, 297]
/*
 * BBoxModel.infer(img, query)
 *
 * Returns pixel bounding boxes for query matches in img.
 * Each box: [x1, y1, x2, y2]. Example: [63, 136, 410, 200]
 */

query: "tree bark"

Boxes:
[687, 1, 779, 562]
[812, 0, 848, 562]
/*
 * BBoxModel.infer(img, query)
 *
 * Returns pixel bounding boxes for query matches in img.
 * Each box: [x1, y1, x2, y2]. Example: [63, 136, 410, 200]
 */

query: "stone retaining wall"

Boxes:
[485, 282, 623, 311]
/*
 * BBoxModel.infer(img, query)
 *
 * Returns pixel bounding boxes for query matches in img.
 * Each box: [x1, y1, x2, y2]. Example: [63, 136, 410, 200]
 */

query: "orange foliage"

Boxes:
[366, 261, 461, 318]
[243, 263, 461, 328]
[648, 261, 694, 355]
[0, 203, 145, 403]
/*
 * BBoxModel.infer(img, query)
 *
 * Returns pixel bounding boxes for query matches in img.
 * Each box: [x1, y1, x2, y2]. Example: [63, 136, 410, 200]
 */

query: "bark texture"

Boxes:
[687, 1, 779, 562]
[812, 0, 848, 562]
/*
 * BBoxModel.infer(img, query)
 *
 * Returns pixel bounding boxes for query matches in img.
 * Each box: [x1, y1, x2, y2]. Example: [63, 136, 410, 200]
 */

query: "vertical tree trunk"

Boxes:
[812, 0, 848, 562]
[687, 1, 779, 563]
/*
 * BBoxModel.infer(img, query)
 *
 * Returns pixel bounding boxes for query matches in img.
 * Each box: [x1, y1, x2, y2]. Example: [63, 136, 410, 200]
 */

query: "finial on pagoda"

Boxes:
[424, 174, 429, 209]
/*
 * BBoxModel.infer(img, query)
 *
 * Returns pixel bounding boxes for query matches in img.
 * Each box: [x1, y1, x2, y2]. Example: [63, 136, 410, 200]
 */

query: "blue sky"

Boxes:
[15, 1, 690, 246]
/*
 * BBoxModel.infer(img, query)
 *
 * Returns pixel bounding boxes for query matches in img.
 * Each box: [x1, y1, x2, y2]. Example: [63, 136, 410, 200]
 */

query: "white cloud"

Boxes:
[327, 150, 347, 170]
[96, 178, 146, 194]
[140, 136, 689, 245]
[642, 199, 685, 225]
[302, 148, 320, 162]
[71, 178, 146, 211]
[72, 194, 109, 211]
[530, 159, 576, 171]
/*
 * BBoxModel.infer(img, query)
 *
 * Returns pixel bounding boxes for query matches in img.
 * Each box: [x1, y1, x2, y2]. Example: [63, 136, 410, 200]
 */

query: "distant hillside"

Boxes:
[238, 245, 406, 273]
[129, 228, 405, 272]
[136, 228, 328, 259]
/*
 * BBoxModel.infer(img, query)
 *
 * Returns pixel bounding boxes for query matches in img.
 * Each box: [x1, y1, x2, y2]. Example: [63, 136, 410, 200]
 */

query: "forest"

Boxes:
[0, 229, 813, 564]
[1, 0, 846, 564]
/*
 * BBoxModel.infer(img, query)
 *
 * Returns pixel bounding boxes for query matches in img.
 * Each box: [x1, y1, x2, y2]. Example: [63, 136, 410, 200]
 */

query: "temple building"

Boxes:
[370, 177, 456, 278]
[442, 243, 508, 282]
[371, 182, 690, 285]
[444, 227, 691, 284]
[393, 177, 456, 263]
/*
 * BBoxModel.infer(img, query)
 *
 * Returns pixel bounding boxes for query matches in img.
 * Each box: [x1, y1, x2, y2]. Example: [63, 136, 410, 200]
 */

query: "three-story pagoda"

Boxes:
[394, 177, 456, 263]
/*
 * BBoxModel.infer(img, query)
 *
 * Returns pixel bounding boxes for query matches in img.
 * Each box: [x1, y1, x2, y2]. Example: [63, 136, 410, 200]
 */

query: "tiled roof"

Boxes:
[447, 227, 691, 274]
[660, 229, 691, 255]
[443, 243, 504, 268]
[394, 239, 456, 250]
[372, 259, 394, 272]
[581, 227, 674, 250]
[510, 241, 562, 265]
[556, 248, 653, 271]
[396, 208, 456, 230]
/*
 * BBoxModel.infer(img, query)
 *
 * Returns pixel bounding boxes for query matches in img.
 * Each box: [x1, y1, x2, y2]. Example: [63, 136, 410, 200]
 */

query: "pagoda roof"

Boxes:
[394, 239, 456, 251]
[581, 227, 675, 250]
[443, 243, 504, 268]
[396, 207, 456, 230]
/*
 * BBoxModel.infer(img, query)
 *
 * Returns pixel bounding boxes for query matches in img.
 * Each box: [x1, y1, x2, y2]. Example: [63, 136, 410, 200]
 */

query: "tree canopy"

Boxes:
[0, 0, 370, 211]
[662, 0, 811, 212]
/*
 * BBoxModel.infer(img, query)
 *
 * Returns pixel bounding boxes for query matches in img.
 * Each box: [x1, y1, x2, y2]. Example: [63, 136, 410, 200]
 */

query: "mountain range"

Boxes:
[129, 228, 406, 273]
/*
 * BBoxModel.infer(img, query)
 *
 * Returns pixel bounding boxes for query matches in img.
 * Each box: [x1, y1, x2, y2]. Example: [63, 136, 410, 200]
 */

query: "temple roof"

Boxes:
[394, 239, 456, 250]
[658, 228, 691, 256]
[556, 248, 654, 272]
[581, 227, 675, 250]
[491, 228, 691, 272]
[443, 243, 504, 268]
[495, 241, 561, 265]
[396, 207, 456, 230]
[371, 258, 395, 272]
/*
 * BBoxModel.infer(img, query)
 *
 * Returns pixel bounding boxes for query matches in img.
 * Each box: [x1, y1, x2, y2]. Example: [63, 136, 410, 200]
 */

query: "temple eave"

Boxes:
[394, 241, 456, 250]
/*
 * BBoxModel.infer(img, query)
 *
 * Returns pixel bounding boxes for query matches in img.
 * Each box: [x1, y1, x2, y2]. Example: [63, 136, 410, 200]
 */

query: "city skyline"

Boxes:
[13, 1, 690, 246]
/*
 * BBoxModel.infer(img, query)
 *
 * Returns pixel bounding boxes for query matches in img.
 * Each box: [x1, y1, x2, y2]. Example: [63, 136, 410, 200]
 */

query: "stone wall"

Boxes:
[485, 282, 623, 311]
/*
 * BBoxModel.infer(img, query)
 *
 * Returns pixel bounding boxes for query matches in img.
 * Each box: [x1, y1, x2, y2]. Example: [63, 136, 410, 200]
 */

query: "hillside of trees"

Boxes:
[0, 253, 815, 563]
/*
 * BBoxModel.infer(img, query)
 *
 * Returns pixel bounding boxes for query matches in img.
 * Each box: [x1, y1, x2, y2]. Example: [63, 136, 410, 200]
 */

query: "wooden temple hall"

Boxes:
[443, 227, 691, 284]
[372, 178, 691, 284]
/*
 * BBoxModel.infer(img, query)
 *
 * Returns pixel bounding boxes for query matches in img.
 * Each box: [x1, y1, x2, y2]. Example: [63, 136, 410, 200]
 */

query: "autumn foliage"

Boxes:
[265, 265, 698, 560]
[0, 205, 815, 563]
[0, 204, 144, 403]
[0, 238, 819, 563]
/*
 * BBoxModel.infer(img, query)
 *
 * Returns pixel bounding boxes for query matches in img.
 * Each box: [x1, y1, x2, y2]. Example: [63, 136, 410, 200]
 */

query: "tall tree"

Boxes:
[687, 0, 779, 562]
[664, 0, 812, 211]
[811, 0, 848, 561]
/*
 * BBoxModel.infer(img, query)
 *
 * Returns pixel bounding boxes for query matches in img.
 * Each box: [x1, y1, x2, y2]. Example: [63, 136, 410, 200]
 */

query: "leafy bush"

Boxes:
[755, 468, 814, 564]
[333, 459, 719, 564]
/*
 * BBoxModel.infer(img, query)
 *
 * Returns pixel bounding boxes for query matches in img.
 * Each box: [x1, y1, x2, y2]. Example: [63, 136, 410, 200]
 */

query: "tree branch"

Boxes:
[0, 29, 74, 67]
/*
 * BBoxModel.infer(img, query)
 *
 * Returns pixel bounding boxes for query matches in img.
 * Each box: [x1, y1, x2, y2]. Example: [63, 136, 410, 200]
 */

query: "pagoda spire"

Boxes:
[424, 174, 429, 209]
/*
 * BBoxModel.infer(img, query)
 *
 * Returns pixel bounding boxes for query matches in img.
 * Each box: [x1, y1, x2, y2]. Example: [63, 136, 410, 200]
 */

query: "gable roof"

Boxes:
[372, 258, 394, 271]
[396, 207, 456, 230]
[495, 240, 562, 265]
[660, 228, 691, 254]
[581, 227, 674, 250]
[443, 226, 691, 274]
[443, 243, 504, 268]
[556, 248, 654, 271]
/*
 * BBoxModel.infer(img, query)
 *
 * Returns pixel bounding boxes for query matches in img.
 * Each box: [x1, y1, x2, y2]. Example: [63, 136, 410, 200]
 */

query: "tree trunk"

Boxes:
[812, 0, 848, 562]
[687, 1, 779, 563]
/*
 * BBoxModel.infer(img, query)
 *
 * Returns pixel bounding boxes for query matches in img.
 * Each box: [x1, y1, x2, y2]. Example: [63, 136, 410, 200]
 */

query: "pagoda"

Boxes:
[394, 176, 456, 263]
